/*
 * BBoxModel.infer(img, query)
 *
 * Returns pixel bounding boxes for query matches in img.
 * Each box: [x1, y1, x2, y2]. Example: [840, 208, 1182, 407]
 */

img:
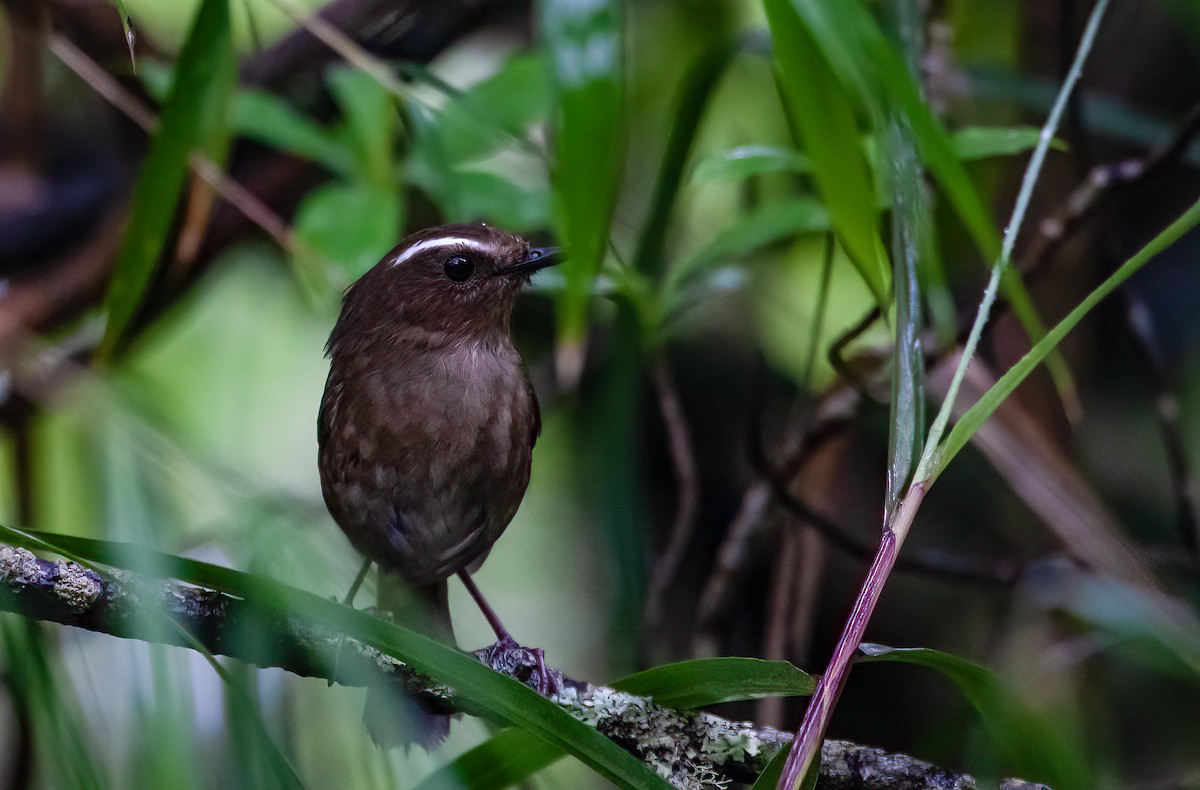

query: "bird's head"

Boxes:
[329, 223, 561, 353]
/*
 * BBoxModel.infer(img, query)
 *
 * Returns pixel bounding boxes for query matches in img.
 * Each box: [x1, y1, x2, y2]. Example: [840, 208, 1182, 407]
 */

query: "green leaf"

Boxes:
[414, 729, 562, 790]
[418, 657, 813, 789]
[542, 0, 625, 360]
[858, 644, 1092, 788]
[430, 53, 551, 164]
[99, 0, 236, 358]
[293, 182, 402, 281]
[0, 527, 671, 790]
[232, 89, 353, 176]
[633, 41, 736, 280]
[932, 196, 1200, 479]
[612, 657, 814, 710]
[951, 126, 1064, 160]
[690, 145, 810, 183]
[763, 0, 890, 310]
[781, 0, 1077, 453]
[327, 65, 397, 190]
[687, 127, 1052, 185]
[664, 196, 830, 314]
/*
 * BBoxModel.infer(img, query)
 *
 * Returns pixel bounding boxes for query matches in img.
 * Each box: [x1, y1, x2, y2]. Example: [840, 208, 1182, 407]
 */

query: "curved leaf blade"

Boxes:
[858, 643, 1091, 788]
[933, 196, 1200, 479]
[0, 527, 671, 790]
[763, 0, 890, 309]
[100, 0, 235, 358]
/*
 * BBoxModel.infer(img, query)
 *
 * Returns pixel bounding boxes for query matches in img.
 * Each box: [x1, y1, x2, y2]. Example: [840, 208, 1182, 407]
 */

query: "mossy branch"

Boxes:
[0, 545, 1046, 789]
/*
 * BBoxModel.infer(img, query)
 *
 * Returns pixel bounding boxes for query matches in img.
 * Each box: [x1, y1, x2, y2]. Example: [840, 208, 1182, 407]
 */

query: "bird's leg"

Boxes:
[343, 558, 373, 607]
[458, 570, 557, 697]
[329, 558, 373, 687]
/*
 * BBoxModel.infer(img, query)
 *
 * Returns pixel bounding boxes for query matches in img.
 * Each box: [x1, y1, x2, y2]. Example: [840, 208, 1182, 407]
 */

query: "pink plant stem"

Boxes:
[777, 483, 926, 789]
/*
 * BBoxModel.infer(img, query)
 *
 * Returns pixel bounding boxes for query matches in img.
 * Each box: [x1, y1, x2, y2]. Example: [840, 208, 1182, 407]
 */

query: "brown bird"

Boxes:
[317, 223, 560, 747]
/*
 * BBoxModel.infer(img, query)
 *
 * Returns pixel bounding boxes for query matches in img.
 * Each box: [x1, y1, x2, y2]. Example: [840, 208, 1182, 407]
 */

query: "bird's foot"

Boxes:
[483, 636, 560, 697]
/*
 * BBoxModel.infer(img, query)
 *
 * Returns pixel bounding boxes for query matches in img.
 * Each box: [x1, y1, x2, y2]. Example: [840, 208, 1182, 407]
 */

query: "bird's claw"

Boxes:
[484, 636, 559, 697]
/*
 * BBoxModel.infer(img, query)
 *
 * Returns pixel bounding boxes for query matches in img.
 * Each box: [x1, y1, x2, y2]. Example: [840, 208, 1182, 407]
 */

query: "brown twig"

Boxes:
[46, 33, 294, 252]
[1122, 293, 1200, 561]
[642, 355, 701, 657]
[1020, 103, 1200, 280]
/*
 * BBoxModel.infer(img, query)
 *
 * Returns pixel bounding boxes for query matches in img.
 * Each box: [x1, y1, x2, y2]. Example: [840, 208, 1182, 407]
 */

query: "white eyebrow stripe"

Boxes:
[390, 237, 491, 267]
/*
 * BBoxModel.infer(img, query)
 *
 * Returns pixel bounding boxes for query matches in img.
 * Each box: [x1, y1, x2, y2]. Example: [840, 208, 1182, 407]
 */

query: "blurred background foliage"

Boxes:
[0, 0, 1199, 787]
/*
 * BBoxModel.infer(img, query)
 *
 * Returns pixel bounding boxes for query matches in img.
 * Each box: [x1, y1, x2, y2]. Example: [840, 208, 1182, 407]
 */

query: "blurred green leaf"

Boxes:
[0, 527, 671, 790]
[951, 125, 1064, 160]
[415, 729, 562, 790]
[541, 0, 625, 361]
[99, 0, 235, 358]
[613, 657, 814, 709]
[781, 0, 1078, 444]
[634, 41, 736, 279]
[763, 0, 890, 309]
[858, 643, 1092, 788]
[665, 197, 829, 315]
[689, 127, 1054, 185]
[327, 65, 397, 190]
[293, 183, 402, 281]
[690, 145, 810, 183]
[428, 53, 551, 164]
[418, 657, 813, 790]
[232, 89, 353, 176]
[933, 196, 1200, 479]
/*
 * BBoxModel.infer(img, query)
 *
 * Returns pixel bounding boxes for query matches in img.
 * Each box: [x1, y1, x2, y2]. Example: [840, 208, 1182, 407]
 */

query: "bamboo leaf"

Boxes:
[858, 644, 1092, 788]
[763, 0, 890, 309]
[0, 527, 671, 790]
[542, 0, 624, 380]
[612, 657, 815, 709]
[416, 657, 814, 790]
[932, 197, 1200, 479]
[99, 0, 236, 358]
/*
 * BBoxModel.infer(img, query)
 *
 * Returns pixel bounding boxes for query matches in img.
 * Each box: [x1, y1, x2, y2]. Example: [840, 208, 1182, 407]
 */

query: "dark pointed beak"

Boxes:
[497, 246, 563, 277]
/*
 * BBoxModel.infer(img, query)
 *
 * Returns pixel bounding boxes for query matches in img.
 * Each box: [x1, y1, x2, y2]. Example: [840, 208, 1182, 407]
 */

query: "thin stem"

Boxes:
[913, 0, 1111, 486]
[777, 485, 925, 789]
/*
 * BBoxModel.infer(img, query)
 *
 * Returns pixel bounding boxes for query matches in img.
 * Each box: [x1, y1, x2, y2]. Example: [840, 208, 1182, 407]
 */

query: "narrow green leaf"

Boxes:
[108, 0, 137, 72]
[612, 657, 814, 710]
[634, 41, 736, 279]
[783, 0, 1077, 449]
[327, 66, 397, 190]
[542, 0, 624, 359]
[690, 145, 810, 183]
[884, 124, 925, 518]
[414, 729, 562, 790]
[418, 657, 813, 790]
[951, 126, 1065, 160]
[664, 196, 830, 314]
[99, 0, 235, 358]
[0, 527, 670, 790]
[688, 127, 1053, 185]
[763, 0, 890, 309]
[232, 89, 353, 176]
[858, 644, 1092, 788]
[933, 196, 1200, 479]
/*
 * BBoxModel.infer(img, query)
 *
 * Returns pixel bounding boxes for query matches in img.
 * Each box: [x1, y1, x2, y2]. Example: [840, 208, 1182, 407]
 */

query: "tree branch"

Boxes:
[0, 545, 1049, 789]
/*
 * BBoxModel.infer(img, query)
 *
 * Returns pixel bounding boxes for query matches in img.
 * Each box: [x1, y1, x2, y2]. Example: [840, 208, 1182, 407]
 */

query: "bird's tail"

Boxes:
[363, 571, 454, 750]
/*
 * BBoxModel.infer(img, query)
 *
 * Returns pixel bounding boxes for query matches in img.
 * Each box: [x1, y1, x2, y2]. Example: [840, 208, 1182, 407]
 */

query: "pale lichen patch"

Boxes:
[53, 559, 104, 612]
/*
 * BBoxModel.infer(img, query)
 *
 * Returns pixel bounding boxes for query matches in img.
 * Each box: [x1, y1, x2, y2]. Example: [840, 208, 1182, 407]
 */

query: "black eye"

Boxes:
[443, 255, 474, 282]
